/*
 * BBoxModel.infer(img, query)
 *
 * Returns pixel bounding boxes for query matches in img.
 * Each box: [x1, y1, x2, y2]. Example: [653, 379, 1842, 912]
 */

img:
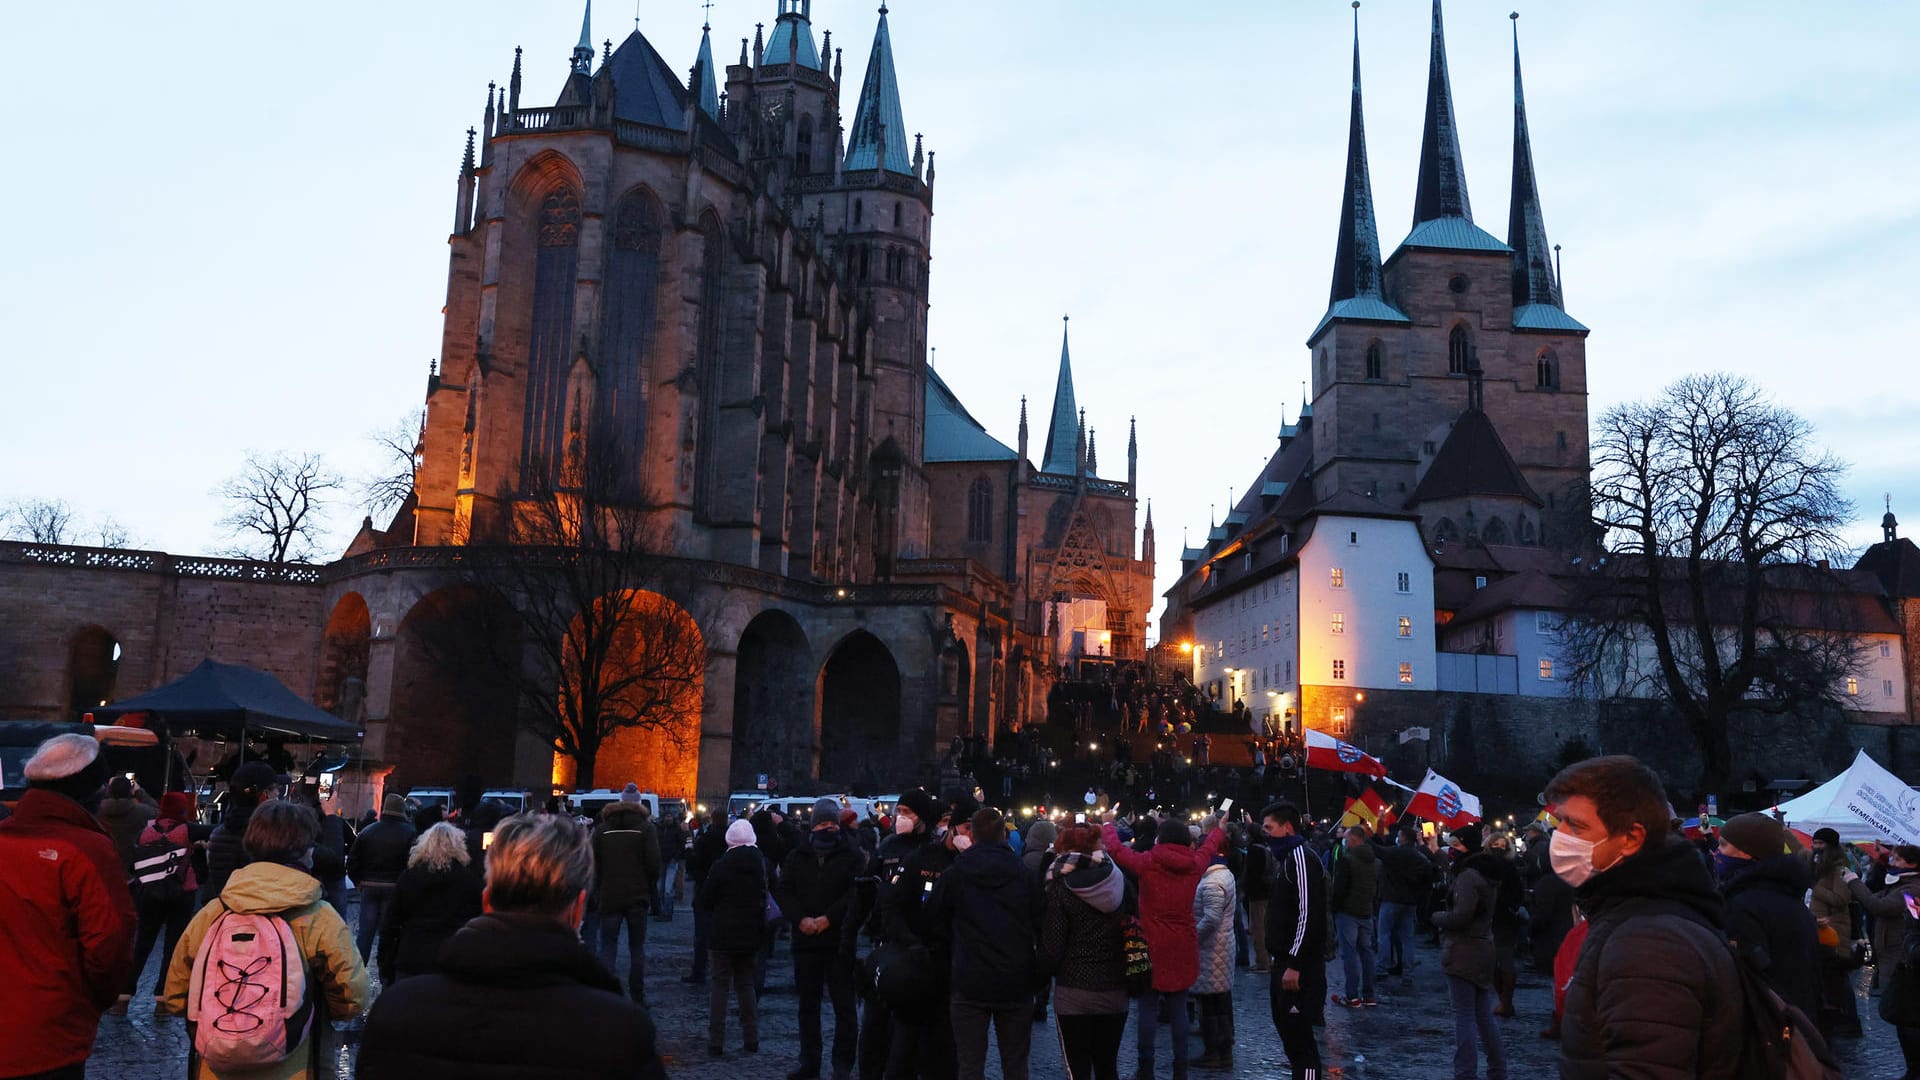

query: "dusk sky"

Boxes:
[6, 2, 1919, 631]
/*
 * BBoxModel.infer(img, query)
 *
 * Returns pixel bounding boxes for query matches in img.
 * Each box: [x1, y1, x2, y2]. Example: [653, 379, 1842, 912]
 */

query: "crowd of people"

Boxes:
[4, 731, 1914, 1080]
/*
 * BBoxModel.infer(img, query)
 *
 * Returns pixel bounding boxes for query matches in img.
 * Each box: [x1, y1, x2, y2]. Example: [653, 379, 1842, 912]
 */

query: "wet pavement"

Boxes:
[89, 896, 1909, 1078]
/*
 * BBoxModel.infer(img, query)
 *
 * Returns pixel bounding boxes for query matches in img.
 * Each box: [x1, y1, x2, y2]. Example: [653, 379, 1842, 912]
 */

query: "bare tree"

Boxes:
[415, 434, 706, 788]
[360, 411, 424, 519]
[216, 451, 343, 563]
[3, 498, 75, 543]
[92, 516, 135, 549]
[1558, 373, 1861, 788]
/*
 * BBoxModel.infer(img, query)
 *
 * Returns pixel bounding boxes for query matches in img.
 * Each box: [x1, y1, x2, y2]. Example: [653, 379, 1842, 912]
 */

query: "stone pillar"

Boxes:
[697, 647, 739, 802]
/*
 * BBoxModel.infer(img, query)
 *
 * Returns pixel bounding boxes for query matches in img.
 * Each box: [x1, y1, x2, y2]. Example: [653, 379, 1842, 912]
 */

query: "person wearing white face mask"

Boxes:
[1545, 755, 1745, 1079]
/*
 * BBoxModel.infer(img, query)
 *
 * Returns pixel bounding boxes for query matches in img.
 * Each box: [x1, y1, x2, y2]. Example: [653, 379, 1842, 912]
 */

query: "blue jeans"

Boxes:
[1376, 901, 1418, 977]
[356, 883, 394, 963]
[658, 861, 681, 916]
[1446, 974, 1508, 1080]
[597, 902, 650, 1003]
[1134, 988, 1189, 1069]
[1335, 913, 1376, 1001]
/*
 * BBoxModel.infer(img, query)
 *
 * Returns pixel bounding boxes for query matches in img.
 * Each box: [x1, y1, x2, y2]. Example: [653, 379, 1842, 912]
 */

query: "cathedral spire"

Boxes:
[1087, 429, 1098, 477]
[1040, 317, 1081, 476]
[1330, 2, 1384, 307]
[571, 0, 595, 75]
[694, 21, 720, 119]
[1507, 13, 1561, 310]
[1412, 0, 1471, 227]
[763, 0, 822, 69]
[845, 4, 912, 174]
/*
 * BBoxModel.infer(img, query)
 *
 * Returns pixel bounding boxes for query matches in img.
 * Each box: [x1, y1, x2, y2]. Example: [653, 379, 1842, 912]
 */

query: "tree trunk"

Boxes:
[574, 744, 598, 791]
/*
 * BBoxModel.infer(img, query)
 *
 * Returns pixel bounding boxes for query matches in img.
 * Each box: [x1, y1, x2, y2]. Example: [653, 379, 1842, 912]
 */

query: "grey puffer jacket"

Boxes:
[1191, 863, 1238, 995]
[1432, 851, 1497, 987]
[1557, 839, 1743, 1080]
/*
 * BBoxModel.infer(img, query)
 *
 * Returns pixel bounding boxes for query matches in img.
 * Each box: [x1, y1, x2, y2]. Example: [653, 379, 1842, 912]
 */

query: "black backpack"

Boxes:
[1730, 950, 1843, 1080]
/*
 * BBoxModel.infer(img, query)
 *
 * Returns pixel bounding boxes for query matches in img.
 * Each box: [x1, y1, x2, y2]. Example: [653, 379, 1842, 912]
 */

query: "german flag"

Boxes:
[1337, 787, 1392, 832]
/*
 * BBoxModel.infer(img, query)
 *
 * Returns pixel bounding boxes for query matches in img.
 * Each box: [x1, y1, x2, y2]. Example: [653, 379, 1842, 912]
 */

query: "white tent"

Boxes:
[1768, 749, 1920, 844]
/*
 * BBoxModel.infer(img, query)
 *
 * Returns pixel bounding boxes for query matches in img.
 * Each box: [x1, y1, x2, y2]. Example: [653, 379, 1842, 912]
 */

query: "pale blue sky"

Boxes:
[5, 2, 1918, 625]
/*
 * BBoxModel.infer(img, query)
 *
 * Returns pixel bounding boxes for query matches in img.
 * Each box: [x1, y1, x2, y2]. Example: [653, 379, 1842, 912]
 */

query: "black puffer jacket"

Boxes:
[199, 801, 258, 903]
[698, 844, 770, 954]
[1375, 840, 1439, 906]
[379, 862, 484, 983]
[357, 912, 666, 1080]
[349, 813, 417, 887]
[777, 833, 862, 952]
[925, 840, 1041, 1005]
[1721, 852, 1821, 1023]
[1558, 838, 1743, 1080]
[884, 836, 957, 946]
[592, 804, 661, 912]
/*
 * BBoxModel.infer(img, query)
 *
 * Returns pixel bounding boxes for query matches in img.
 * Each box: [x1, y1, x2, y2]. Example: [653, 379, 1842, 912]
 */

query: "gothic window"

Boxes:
[693, 211, 727, 511]
[598, 189, 664, 487]
[1519, 517, 1537, 544]
[893, 202, 902, 229]
[1365, 341, 1383, 380]
[521, 187, 583, 489]
[795, 115, 814, 175]
[966, 477, 993, 544]
[859, 245, 871, 281]
[1484, 517, 1510, 544]
[1433, 518, 1459, 544]
[854, 198, 864, 226]
[1448, 325, 1470, 375]
[1537, 349, 1558, 389]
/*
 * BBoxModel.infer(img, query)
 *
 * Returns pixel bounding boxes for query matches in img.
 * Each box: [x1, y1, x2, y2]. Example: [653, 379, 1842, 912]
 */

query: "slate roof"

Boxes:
[605, 30, 690, 130]
[1411, 0, 1472, 228]
[694, 26, 719, 119]
[924, 367, 1017, 463]
[1856, 538, 1920, 599]
[1407, 408, 1542, 507]
[763, 13, 821, 69]
[1039, 323, 1080, 476]
[844, 7, 911, 174]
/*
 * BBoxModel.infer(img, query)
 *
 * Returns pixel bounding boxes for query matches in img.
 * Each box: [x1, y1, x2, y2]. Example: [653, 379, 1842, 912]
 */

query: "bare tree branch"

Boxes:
[92, 516, 135, 549]
[359, 411, 424, 520]
[215, 451, 343, 563]
[3, 498, 76, 543]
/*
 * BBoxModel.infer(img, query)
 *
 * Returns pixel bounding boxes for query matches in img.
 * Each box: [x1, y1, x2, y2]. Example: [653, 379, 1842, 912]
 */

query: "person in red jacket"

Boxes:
[0, 733, 137, 1080]
[1102, 813, 1226, 1080]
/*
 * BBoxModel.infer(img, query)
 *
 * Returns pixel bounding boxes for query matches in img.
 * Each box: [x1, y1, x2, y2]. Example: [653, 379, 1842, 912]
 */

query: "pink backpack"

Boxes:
[186, 903, 315, 1070]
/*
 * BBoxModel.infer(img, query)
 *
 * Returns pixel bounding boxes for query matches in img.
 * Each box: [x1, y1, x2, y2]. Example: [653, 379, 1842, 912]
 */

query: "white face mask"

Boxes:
[895, 813, 917, 836]
[1550, 829, 1612, 887]
[952, 833, 973, 852]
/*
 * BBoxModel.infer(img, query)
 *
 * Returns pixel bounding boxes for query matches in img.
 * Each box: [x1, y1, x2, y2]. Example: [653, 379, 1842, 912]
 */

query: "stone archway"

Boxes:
[388, 586, 522, 792]
[314, 593, 370, 720]
[578, 589, 705, 798]
[68, 625, 120, 718]
[818, 630, 902, 790]
[732, 610, 813, 793]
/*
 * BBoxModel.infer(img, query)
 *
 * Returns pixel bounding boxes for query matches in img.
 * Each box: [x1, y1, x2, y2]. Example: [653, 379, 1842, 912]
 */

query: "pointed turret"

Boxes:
[1313, 3, 1409, 342]
[1412, 0, 1469, 226]
[1142, 500, 1155, 565]
[508, 46, 523, 115]
[845, 5, 912, 174]
[571, 0, 595, 75]
[454, 128, 477, 235]
[1017, 396, 1030, 467]
[1039, 317, 1081, 476]
[1506, 14, 1585, 331]
[763, 0, 822, 69]
[1087, 429, 1099, 477]
[1075, 408, 1088, 481]
[1127, 415, 1138, 493]
[694, 22, 720, 119]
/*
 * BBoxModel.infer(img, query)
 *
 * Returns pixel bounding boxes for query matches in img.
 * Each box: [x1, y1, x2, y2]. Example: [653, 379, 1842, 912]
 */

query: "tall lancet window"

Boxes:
[1536, 349, 1558, 390]
[795, 115, 814, 175]
[1448, 325, 1470, 376]
[522, 188, 583, 489]
[966, 478, 993, 543]
[1365, 342, 1383, 381]
[599, 189, 663, 494]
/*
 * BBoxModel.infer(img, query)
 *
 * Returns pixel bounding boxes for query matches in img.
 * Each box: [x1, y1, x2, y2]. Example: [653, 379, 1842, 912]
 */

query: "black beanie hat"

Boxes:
[897, 789, 939, 828]
[1452, 823, 1484, 852]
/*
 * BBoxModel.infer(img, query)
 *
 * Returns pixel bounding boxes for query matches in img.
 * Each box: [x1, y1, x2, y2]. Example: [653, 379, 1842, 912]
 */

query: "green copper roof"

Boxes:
[1396, 216, 1509, 254]
[695, 25, 719, 119]
[845, 7, 912, 174]
[925, 367, 1017, 463]
[1308, 294, 1411, 343]
[1512, 304, 1588, 333]
[763, 10, 821, 69]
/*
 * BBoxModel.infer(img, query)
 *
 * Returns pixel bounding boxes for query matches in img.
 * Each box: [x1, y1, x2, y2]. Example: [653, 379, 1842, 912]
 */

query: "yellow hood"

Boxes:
[219, 860, 323, 914]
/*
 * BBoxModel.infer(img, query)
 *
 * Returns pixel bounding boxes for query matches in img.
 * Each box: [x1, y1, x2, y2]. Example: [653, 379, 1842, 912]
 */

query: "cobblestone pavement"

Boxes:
[90, 897, 1909, 1078]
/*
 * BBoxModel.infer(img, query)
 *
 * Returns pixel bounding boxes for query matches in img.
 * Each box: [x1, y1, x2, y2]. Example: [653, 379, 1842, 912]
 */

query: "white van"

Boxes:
[480, 789, 532, 813]
[727, 791, 768, 817]
[407, 787, 455, 811]
[567, 788, 658, 821]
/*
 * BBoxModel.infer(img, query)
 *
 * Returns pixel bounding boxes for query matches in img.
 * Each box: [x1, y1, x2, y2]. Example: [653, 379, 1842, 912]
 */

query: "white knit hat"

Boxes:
[24, 733, 100, 781]
[726, 819, 757, 848]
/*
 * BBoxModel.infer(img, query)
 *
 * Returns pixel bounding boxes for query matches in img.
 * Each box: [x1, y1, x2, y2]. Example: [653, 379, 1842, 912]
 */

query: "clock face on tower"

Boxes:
[762, 98, 785, 128]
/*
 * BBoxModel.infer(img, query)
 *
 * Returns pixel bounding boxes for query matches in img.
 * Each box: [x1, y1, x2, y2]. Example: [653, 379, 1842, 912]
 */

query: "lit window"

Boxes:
[1399, 662, 1413, 684]
[1887, 680, 1896, 697]
[1332, 659, 1346, 681]
[1847, 677, 1860, 696]
[1262, 624, 1270, 644]
[1882, 643, 1893, 658]
[1331, 613, 1345, 634]
[1398, 616, 1412, 638]
[1331, 707, 1349, 736]
[1474, 575, 1487, 589]
[1331, 568, 1345, 588]
[1539, 659, 1554, 681]
[1396, 571, 1411, 593]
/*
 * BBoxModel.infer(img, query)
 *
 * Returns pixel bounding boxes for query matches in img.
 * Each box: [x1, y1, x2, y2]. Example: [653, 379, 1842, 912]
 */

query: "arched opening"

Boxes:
[1448, 325, 1470, 375]
[818, 631, 902, 789]
[573, 590, 705, 797]
[314, 593, 371, 721]
[795, 114, 814, 175]
[1433, 517, 1459, 545]
[1365, 341, 1383, 381]
[68, 625, 120, 718]
[1536, 349, 1558, 390]
[732, 610, 814, 792]
[389, 586, 524, 793]
[966, 477, 993, 544]
[1483, 516, 1511, 544]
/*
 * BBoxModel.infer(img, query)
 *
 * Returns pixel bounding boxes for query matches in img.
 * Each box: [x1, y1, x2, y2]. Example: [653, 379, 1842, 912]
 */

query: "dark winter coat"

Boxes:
[1240, 840, 1272, 902]
[883, 835, 957, 947]
[96, 792, 158, 874]
[1265, 836, 1329, 973]
[926, 839, 1042, 1005]
[379, 862, 484, 983]
[592, 803, 661, 913]
[1038, 865, 1128, 993]
[0, 789, 137, 1077]
[1850, 868, 1920, 986]
[687, 821, 728, 883]
[1558, 838, 1744, 1080]
[1102, 823, 1227, 992]
[1432, 851, 1499, 987]
[357, 912, 666, 1080]
[777, 833, 863, 952]
[1330, 841, 1379, 919]
[1722, 852, 1821, 1024]
[311, 811, 349, 886]
[1375, 841, 1439, 906]
[348, 812, 418, 887]
[656, 816, 687, 864]
[200, 800, 260, 902]
[697, 844, 771, 954]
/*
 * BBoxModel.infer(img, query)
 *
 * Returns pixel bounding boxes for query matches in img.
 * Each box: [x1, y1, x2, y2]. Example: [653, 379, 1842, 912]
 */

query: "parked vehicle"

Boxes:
[480, 788, 533, 813]
[406, 786, 455, 811]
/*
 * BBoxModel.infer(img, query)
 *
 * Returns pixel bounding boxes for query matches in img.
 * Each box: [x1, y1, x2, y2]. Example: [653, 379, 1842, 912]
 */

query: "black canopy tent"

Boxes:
[92, 658, 362, 743]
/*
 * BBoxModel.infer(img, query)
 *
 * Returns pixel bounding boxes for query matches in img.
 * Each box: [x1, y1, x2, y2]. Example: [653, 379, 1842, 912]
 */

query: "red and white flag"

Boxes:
[1406, 769, 1483, 829]
[1303, 728, 1387, 778]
